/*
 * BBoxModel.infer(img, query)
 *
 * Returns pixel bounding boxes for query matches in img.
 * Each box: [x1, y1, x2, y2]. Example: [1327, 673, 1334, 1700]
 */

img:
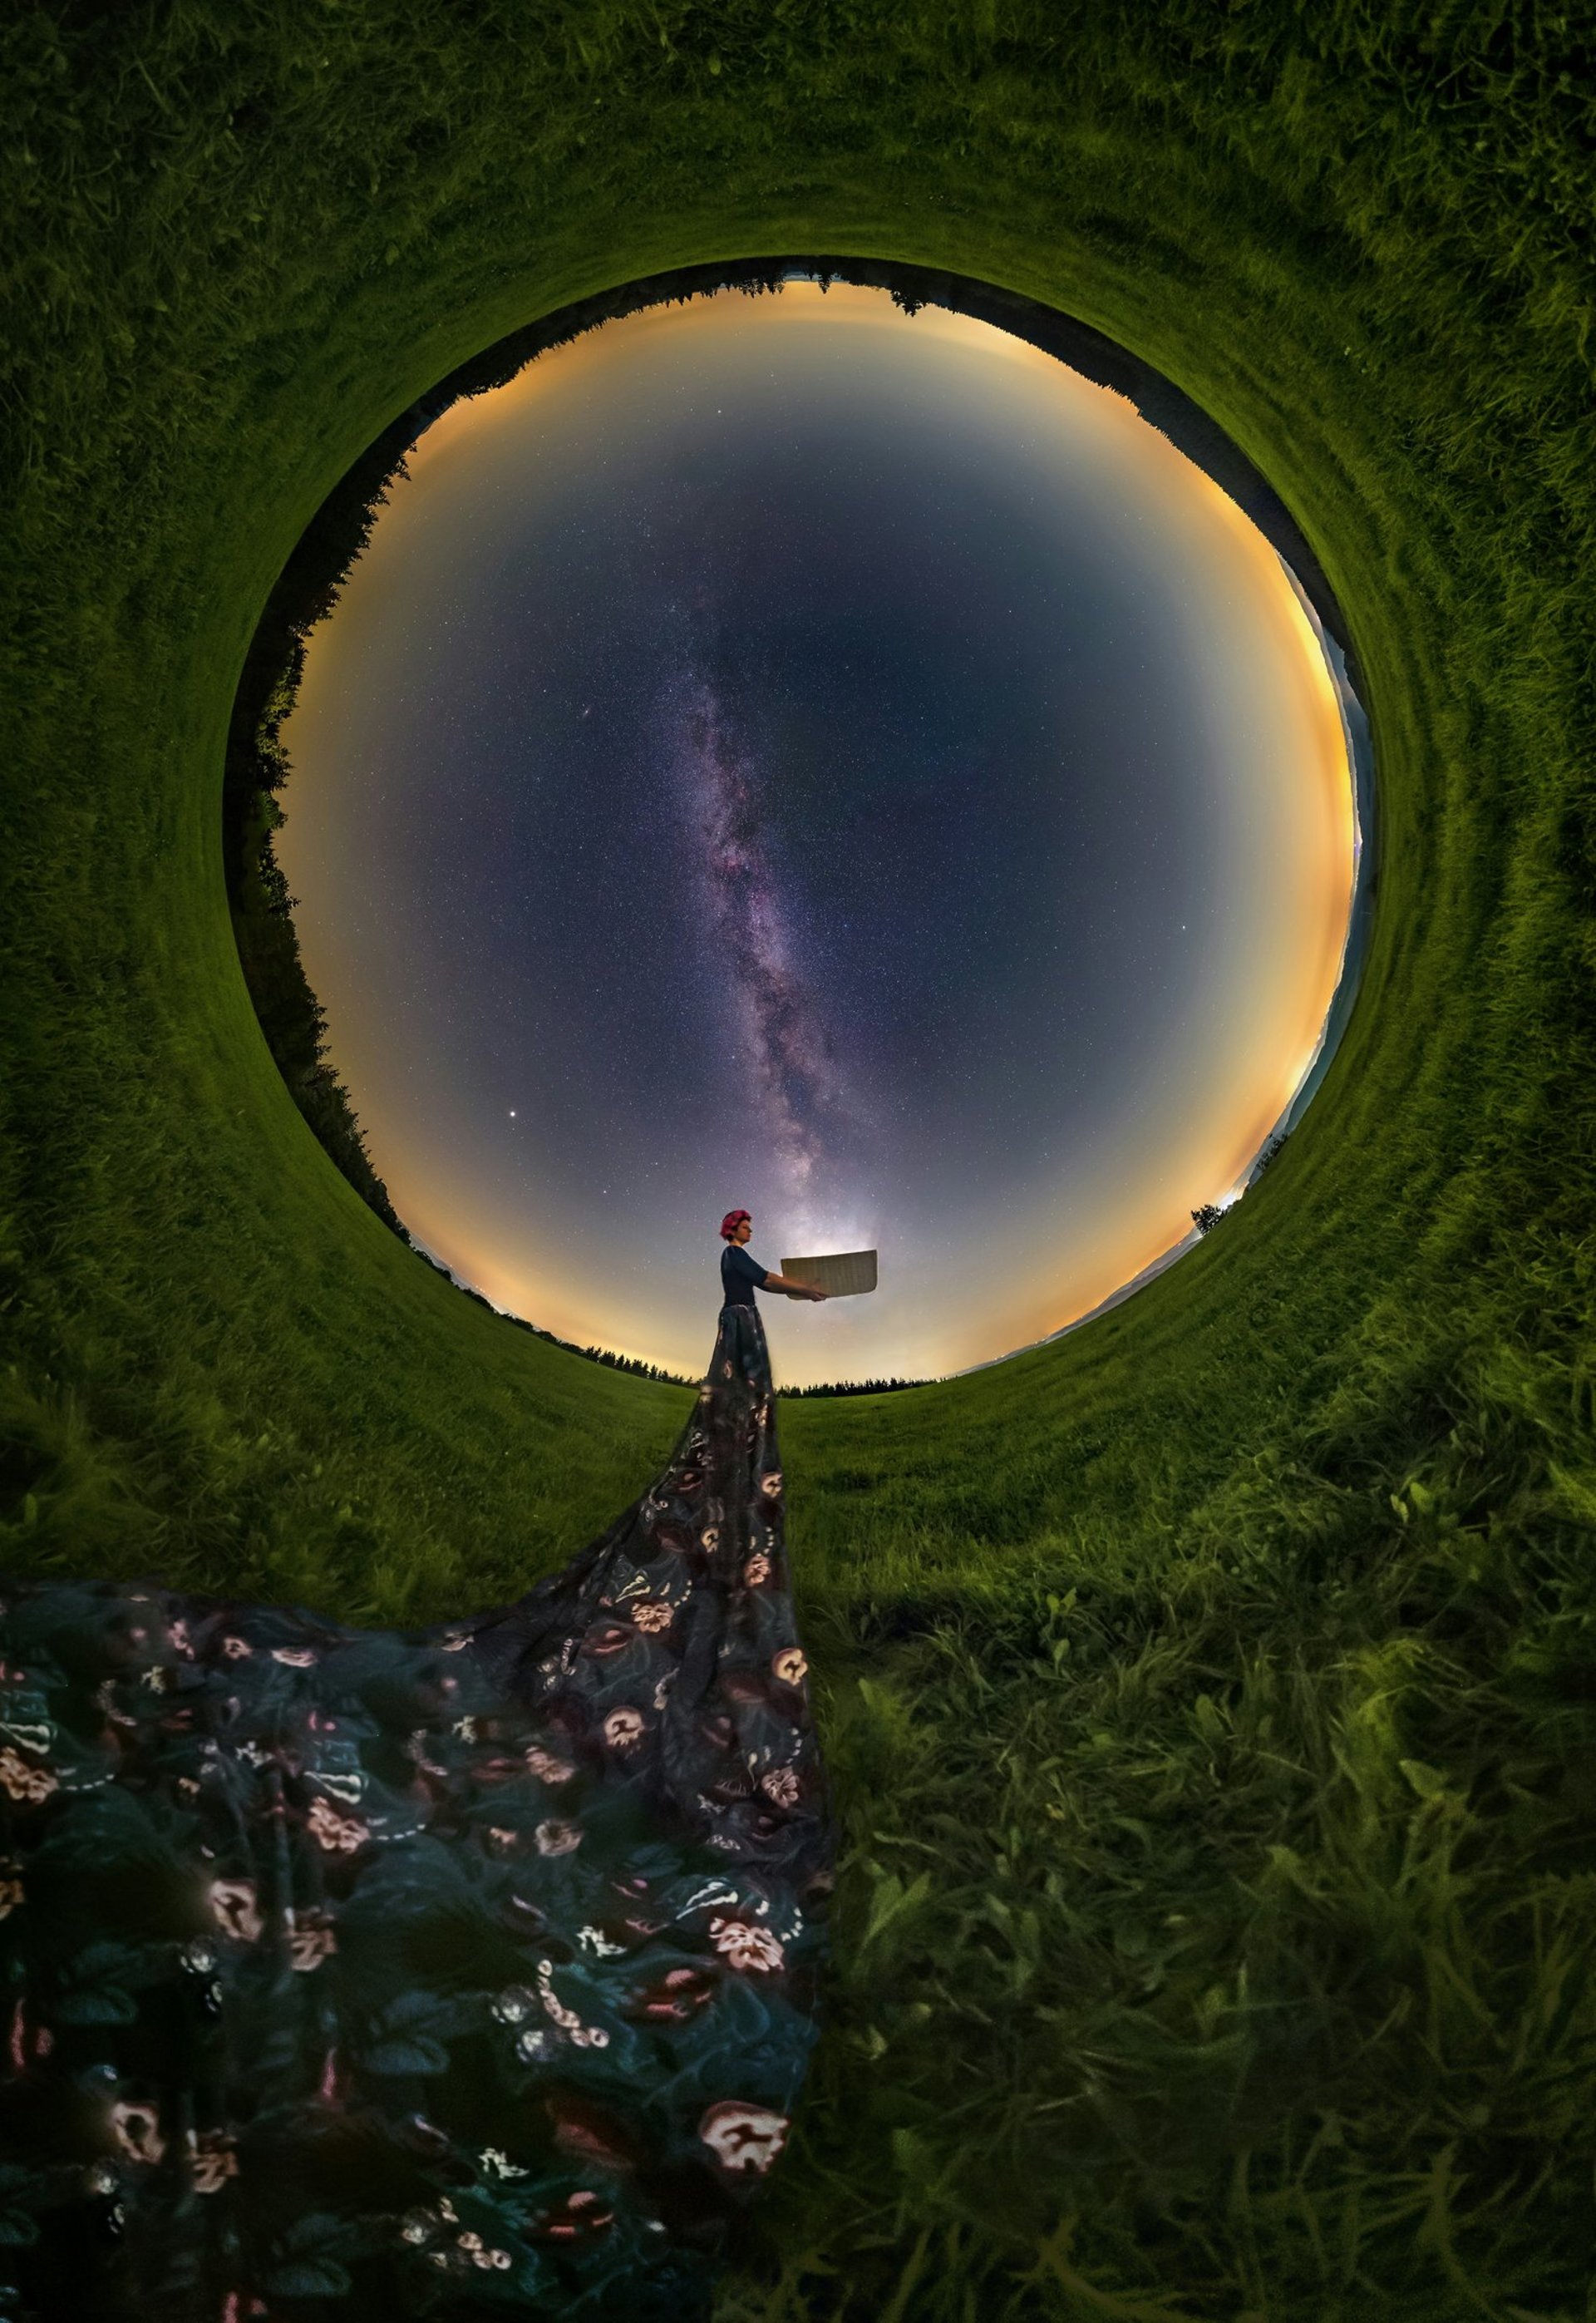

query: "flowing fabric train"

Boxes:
[0, 1300, 832, 2320]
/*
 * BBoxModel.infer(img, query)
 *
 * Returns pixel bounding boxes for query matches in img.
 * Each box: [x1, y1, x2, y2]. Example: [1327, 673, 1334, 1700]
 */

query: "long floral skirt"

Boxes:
[0, 1302, 832, 2320]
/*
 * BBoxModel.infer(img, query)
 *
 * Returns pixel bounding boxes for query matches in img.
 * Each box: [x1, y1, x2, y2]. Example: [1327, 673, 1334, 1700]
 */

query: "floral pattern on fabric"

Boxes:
[0, 1303, 832, 2321]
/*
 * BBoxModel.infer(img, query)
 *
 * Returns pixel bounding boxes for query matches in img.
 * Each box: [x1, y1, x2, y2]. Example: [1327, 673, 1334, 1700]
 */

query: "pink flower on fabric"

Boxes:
[169, 1621, 195, 1658]
[111, 2101, 165, 2164]
[535, 1819, 583, 1857]
[708, 1917, 786, 1973]
[701, 1527, 720, 1553]
[603, 1708, 645, 1752]
[525, 1747, 576, 1783]
[8, 2003, 50, 2069]
[697, 2099, 789, 2174]
[307, 1797, 369, 1853]
[743, 1555, 771, 1586]
[220, 1636, 253, 1660]
[581, 1621, 633, 1660]
[771, 1649, 808, 1686]
[628, 1964, 717, 2022]
[190, 2129, 239, 2192]
[0, 1870, 22, 1919]
[208, 1878, 264, 1941]
[553, 2108, 633, 2168]
[631, 1600, 673, 1634]
[0, 1749, 57, 1803]
[286, 1910, 337, 1970]
[539, 2187, 615, 2240]
[761, 1766, 802, 1807]
[271, 1647, 317, 1668]
[759, 1471, 783, 1499]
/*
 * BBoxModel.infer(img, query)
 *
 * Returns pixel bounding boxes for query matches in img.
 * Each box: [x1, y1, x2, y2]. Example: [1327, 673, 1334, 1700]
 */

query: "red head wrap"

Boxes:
[720, 1209, 751, 1241]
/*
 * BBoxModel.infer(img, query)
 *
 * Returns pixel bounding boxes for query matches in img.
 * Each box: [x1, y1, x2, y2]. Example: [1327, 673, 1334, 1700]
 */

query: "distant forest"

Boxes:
[224, 257, 972, 1396]
[230, 250, 1316, 1397]
[779, 1374, 935, 1396]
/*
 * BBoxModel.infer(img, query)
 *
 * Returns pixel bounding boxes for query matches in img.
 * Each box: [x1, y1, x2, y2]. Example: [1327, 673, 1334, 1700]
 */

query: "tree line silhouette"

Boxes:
[780, 1375, 935, 1397]
[1190, 1132, 1289, 1235]
[224, 258, 953, 1398]
[421, 1277, 938, 1398]
[224, 260, 810, 1260]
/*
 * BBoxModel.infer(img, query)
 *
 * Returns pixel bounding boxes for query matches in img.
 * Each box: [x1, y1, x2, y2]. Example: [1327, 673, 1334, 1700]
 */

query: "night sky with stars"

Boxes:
[277, 281, 1357, 1386]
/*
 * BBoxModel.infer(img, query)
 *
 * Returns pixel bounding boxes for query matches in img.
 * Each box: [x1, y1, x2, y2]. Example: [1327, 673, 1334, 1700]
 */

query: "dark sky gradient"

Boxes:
[279, 285, 1354, 1383]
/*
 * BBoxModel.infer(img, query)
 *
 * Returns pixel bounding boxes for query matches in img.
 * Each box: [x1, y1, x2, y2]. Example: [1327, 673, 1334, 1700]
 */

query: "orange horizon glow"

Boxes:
[282, 283, 1360, 1387]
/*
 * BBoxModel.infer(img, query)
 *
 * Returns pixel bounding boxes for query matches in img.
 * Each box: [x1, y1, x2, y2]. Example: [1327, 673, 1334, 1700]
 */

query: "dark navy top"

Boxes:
[721, 1244, 769, 1307]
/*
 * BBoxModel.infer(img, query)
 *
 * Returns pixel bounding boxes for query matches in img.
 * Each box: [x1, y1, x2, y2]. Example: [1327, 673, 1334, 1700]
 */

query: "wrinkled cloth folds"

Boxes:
[0, 1303, 832, 2320]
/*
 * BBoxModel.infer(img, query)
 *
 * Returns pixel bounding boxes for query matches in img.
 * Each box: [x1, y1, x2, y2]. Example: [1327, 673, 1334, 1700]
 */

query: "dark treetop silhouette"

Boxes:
[0, 1239, 835, 2321]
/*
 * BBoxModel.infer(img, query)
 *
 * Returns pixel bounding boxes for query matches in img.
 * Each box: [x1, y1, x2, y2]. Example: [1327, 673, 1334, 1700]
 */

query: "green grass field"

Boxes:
[3, 3, 1594, 2315]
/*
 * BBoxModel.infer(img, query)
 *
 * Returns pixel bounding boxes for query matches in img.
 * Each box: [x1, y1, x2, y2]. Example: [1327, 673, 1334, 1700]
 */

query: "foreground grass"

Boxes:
[3, 2, 1595, 2314]
[756, 1331, 1596, 2317]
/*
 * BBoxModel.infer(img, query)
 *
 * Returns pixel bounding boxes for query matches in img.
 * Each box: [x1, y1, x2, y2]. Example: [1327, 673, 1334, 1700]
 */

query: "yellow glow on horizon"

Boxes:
[282, 278, 1362, 1388]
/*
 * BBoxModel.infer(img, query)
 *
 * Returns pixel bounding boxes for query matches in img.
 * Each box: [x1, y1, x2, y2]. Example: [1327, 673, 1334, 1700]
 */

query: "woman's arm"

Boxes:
[761, 1271, 827, 1300]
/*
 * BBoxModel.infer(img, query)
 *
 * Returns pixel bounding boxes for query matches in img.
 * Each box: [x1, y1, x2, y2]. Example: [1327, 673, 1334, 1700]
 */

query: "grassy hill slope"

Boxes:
[3, 5, 1593, 2314]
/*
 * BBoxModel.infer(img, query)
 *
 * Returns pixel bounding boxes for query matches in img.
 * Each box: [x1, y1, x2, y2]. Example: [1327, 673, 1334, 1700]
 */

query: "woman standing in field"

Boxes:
[0, 1212, 837, 2321]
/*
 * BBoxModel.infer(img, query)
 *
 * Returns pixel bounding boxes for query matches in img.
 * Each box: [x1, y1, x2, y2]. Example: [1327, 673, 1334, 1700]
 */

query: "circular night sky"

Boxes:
[277, 280, 1357, 1388]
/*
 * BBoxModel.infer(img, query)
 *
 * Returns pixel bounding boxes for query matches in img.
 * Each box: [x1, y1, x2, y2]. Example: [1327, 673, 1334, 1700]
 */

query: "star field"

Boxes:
[278, 284, 1357, 1385]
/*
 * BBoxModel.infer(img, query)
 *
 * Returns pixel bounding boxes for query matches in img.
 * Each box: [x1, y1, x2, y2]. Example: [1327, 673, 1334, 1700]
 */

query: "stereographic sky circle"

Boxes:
[276, 279, 1358, 1387]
